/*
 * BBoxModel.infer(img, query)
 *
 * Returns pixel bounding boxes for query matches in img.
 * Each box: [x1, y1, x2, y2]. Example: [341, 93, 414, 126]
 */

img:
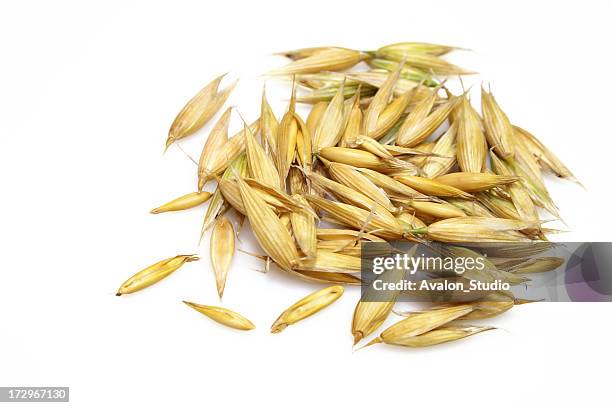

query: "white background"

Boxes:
[1, 0, 611, 406]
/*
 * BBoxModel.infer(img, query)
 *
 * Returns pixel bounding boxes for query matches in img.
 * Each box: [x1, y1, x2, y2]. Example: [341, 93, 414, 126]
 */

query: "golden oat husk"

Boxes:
[456, 97, 487, 173]
[290, 195, 317, 259]
[398, 97, 460, 147]
[364, 304, 475, 348]
[402, 212, 435, 226]
[218, 176, 310, 215]
[340, 84, 360, 133]
[276, 83, 299, 188]
[235, 173, 299, 271]
[223, 119, 259, 158]
[260, 86, 278, 156]
[235, 212, 246, 236]
[491, 181, 541, 238]
[269, 48, 365, 75]
[305, 194, 404, 239]
[356, 168, 430, 200]
[339, 243, 391, 259]
[481, 86, 514, 159]
[271, 285, 344, 333]
[396, 212, 428, 229]
[349, 72, 434, 99]
[399, 295, 524, 320]
[444, 88, 461, 121]
[295, 115, 312, 170]
[319, 147, 418, 174]
[309, 160, 331, 199]
[217, 177, 257, 215]
[150, 191, 212, 214]
[434, 172, 519, 193]
[381, 51, 475, 75]
[182, 301, 255, 330]
[296, 250, 361, 274]
[353, 135, 395, 160]
[203, 201, 231, 240]
[415, 217, 538, 243]
[306, 171, 398, 226]
[369, 88, 416, 140]
[358, 136, 435, 162]
[509, 257, 565, 274]
[446, 197, 495, 217]
[394, 175, 474, 199]
[306, 101, 329, 135]
[422, 122, 457, 178]
[197, 119, 259, 191]
[116, 255, 199, 296]
[393, 144, 440, 159]
[490, 152, 539, 222]
[201, 154, 248, 237]
[394, 84, 437, 139]
[514, 125, 581, 185]
[297, 85, 375, 104]
[280, 212, 292, 234]
[352, 266, 406, 344]
[381, 144, 438, 158]
[394, 142, 439, 157]
[295, 72, 356, 89]
[210, 216, 235, 299]
[459, 301, 515, 320]
[339, 90, 362, 147]
[495, 131, 554, 214]
[475, 191, 520, 220]
[362, 60, 406, 138]
[197, 107, 232, 190]
[326, 162, 395, 212]
[512, 127, 544, 181]
[316, 240, 365, 257]
[506, 133, 541, 180]
[510, 155, 560, 219]
[166, 74, 236, 150]
[316, 235, 390, 257]
[376, 41, 462, 57]
[293, 270, 361, 285]
[506, 164, 547, 211]
[366, 58, 436, 84]
[370, 325, 494, 348]
[288, 167, 308, 195]
[312, 80, 346, 152]
[405, 141, 436, 167]
[316, 237, 357, 250]
[316, 228, 386, 243]
[398, 200, 466, 219]
[244, 121, 280, 188]
[298, 129, 312, 169]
